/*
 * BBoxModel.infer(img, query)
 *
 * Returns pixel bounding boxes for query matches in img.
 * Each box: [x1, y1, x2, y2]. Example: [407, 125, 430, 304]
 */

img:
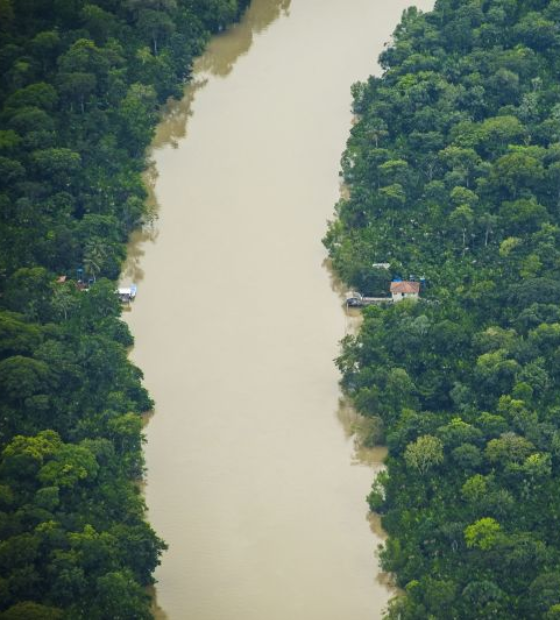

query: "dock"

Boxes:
[346, 292, 392, 307]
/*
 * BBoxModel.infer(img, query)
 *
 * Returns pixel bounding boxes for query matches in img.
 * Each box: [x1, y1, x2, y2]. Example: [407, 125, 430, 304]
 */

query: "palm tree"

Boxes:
[52, 284, 77, 320]
[83, 238, 108, 282]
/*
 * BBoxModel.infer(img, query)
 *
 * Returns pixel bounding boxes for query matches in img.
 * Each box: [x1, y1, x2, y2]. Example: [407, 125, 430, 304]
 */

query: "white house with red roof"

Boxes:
[390, 280, 420, 302]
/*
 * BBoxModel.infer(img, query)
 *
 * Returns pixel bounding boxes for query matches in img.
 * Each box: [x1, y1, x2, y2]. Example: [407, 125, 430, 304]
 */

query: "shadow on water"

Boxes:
[151, 0, 292, 148]
[335, 396, 395, 594]
[121, 0, 291, 287]
[197, 0, 291, 77]
[123, 1, 293, 615]
[328, 257, 395, 593]
[147, 586, 170, 620]
[336, 398, 394, 593]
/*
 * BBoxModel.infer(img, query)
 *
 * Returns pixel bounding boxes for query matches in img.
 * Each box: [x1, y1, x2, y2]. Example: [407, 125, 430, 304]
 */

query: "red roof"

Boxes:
[390, 281, 420, 294]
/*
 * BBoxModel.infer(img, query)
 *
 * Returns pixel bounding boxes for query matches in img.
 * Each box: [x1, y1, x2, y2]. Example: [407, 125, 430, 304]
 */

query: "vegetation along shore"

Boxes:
[5, 0, 560, 617]
[326, 1, 560, 618]
[0, 1, 248, 617]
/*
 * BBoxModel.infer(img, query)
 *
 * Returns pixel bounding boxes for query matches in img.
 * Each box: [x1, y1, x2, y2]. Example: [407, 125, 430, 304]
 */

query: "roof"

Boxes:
[390, 281, 420, 294]
[346, 291, 363, 300]
[117, 284, 137, 298]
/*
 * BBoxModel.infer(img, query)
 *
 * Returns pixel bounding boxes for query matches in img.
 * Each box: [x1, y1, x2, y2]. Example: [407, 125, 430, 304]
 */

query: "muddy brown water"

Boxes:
[122, 1, 434, 618]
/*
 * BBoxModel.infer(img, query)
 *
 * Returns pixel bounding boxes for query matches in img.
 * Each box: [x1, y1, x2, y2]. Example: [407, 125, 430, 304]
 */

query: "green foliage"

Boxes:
[465, 517, 503, 550]
[0, 0, 248, 616]
[327, 1, 560, 617]
[0, 602, 63, 619]
[404, 435, 444, 475]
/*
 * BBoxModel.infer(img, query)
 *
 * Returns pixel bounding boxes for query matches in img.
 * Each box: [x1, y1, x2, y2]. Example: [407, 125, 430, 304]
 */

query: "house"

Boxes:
[390, 280, 420, 302]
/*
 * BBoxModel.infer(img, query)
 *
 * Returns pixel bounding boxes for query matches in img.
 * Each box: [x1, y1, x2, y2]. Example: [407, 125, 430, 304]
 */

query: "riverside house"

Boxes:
[390, 280, 420, 302]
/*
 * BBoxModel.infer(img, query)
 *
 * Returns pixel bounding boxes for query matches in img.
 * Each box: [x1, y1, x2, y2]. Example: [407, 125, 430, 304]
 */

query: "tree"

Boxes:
[452, 443, 483, 470]
[57, 72, 97, 113]
[0, 157, 24, 189]
[477, 115, 525, 154]
[449, 204, 474, 251]
[0, 312, 42, 356]
[57, 39, 108, 76]
[83, 238, 108, 282]
[51, 284, 78, 321]
[38, 443, 99, 488]
[514, 12, 557, 50]
[490, 151, 545, 199]
[485, 433, 535, 466]
[529, 573, 560, 616]
[0, 356, 49, 404]
[81, 4, 117, 44]
[464, 517, 503, 550]
[462, 474, 490, 504]
[1, 431, 62, 480]
[30, 30, 61, 72]
[117, 83, 157, 155]
[424, 578, 457, 616]
[461, 580, 507, 618]
[500, 197, 548, 235]
[0, 0, 14, 33]
[404, 435, 444, 475]
[0, 602, 63, 619]
[190, 0, 240, 31]
[439, 146, 480, 186]
[380, 183, 406, 209]
[7, 107, 55, 135]
[91, 571, 152, 620]
[31, 148, 81, 188]
[437, 417, 482, 448]
[137, 9, 175, 56]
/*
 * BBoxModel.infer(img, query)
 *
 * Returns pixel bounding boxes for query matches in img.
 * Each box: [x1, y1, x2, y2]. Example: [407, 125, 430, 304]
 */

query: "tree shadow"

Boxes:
[122, 0, 291, 286]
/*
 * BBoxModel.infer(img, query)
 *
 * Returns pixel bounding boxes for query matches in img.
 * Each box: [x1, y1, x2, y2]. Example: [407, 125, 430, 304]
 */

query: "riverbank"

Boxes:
[121, 1, 434, 618]
[0, 2, 250, 617]
[327, 2, 560, 618]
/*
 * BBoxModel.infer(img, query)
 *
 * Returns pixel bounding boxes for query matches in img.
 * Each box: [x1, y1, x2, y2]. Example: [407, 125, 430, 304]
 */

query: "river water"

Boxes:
[123, 1, 433, 618]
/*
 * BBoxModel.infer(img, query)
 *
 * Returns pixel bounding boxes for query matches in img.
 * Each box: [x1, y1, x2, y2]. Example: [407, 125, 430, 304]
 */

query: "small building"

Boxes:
[117, 284, 137, 304]
[390, 280, 420, 302]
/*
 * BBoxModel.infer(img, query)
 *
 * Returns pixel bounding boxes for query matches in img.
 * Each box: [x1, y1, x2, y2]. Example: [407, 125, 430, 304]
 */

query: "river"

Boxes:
[122, 1, 433, 618]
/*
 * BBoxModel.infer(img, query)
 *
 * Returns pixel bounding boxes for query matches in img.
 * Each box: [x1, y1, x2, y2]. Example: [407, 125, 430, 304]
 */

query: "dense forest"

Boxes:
[0, 0, 248, 617]
[325, 0, 560, 618]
